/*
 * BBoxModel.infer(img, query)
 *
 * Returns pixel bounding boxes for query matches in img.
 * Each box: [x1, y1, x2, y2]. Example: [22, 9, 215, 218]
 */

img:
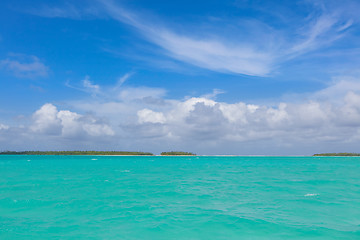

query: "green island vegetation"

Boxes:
[161, 151, 196, 156]
[0, 151, 154, 156]
[313, 153, 360, 156]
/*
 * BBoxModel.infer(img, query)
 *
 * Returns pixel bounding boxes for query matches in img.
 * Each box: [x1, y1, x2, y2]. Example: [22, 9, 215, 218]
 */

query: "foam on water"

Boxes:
[0, 155, 359, 239]
[304, 193, 319, 197]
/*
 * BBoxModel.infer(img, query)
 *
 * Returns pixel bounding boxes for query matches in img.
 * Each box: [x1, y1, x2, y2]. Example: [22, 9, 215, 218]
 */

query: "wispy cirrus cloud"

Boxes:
[23, 0, 357, 77]
[97, 0, 356, 76]
[287, 13, 353, 58]
[0, 54, 49, 78]
[65, 75, 101, 96]
[99, 0, 274, 76]
[82, 76, 101, 96]
[65, 73, 160, 101]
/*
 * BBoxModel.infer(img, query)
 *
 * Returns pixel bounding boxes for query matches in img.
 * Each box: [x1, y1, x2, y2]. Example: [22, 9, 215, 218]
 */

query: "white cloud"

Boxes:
[0, 124, 9, 130]
[313, 77, 360, 102]
[83, 122, 114, 136]
[137, 109, 166, 124]
[122, 87, 360, 148]
[2, 81, 360, 154]
[82, 76, 100, 96]
[289, 14, 339, 55]
[115, 72, 133, 89]
[100, 0, 274, 76]
[149, 31, 273, 76]
[65, 73, 164, 103]
[64, 78, 360, 150]
[98, 0, 355, 77]
[31, 103, 62, 135]
[56, 110, 82, 137]
[201, 89, 225, 99]
[337, 91, 360, 126]
[23, 1, 356, 77]
[0, 54, 48, 78]
[31, 103, 114, 138]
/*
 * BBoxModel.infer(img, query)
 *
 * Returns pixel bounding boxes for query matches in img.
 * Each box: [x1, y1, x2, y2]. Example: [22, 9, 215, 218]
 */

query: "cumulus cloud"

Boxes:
[124, 88, 360, 147]
[137, 109, 166, 124]
[0, 54, 49, 78]
[63, 77, 360, 152]
[31, 103, 62, 135]
[3, 77, 360, 154]
[31, 103, 114, 138]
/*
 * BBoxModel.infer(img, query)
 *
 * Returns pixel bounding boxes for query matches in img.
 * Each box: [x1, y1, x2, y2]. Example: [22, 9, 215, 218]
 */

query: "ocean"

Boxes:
[0, 155, 359, 239]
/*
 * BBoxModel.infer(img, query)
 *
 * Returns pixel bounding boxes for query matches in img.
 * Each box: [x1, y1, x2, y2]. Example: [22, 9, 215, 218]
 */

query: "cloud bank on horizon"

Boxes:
[1, 0, 360, 154]
[2, 77, 360, 155]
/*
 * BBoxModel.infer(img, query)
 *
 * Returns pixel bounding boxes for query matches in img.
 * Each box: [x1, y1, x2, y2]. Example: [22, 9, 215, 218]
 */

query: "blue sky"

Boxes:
[1, 0, 360, 154]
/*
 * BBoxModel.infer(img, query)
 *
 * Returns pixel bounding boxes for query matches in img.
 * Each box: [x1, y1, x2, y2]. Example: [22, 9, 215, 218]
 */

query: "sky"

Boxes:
[1, 0, 360, 155]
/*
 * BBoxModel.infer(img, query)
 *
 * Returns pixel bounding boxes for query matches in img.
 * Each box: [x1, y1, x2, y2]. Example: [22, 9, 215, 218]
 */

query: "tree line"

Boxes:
[0, 151, 197, 156]
[313, 153, 360, 156]
[0, 151, 154, 155]
[161, 151, 196, 156]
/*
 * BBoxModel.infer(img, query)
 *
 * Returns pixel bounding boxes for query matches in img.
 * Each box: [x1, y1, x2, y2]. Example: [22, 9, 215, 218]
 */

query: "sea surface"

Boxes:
[0, 155, 359, 239]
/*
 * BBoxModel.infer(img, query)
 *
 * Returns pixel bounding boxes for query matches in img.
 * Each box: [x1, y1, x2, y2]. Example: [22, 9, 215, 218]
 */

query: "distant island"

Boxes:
[0, 151, 154, 156]
[313, 153, 360, 156]
[0, 151, 197, 156]
[161, 151, 196, 156]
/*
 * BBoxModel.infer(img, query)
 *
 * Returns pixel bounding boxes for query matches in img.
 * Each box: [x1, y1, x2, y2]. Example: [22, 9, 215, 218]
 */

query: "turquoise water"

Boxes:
[0, 156, 359, 239]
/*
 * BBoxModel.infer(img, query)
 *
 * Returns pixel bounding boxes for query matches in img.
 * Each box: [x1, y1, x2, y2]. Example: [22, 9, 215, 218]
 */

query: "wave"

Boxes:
[304, 193, 319, 197]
